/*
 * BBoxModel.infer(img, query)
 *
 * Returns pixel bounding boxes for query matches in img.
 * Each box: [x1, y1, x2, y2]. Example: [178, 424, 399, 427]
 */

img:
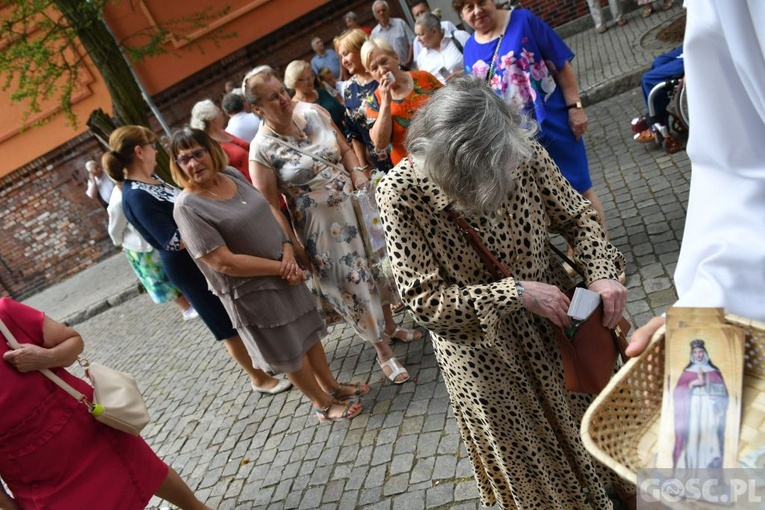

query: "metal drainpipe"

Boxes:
[395, 0, 416, 27]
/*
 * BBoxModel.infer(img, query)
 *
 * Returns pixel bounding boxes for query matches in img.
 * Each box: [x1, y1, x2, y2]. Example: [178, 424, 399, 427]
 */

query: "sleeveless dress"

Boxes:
[0, 298, 167, 509]
[251, 104, 385, 343]
[463, 8, 593, 193]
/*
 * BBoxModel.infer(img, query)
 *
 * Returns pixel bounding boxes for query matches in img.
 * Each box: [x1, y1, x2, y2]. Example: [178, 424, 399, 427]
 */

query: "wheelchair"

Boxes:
[632, 75, 689, 154]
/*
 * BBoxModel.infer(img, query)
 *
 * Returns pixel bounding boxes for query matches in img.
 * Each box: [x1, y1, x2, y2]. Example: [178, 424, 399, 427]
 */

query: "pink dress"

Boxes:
[0, 298, 168, 509]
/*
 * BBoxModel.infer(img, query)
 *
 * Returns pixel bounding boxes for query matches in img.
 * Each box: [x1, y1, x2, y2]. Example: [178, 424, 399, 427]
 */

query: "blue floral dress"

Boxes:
[343, 76, 392, 173]
[463, 9, 592, 193]
[251, 103, 385, 342]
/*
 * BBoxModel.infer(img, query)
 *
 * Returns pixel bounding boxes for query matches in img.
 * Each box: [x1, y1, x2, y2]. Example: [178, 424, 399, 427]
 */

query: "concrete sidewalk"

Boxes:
[22, 6, 684, 325]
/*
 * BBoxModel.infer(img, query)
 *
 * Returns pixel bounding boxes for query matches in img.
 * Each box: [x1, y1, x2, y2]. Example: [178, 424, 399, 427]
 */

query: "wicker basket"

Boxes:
[581, 314, 765, 484]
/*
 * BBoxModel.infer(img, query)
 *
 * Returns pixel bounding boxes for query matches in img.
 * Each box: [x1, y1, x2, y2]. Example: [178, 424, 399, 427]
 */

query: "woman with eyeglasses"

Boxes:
[244, 66, 422, 386]
[171, 127, 367, 423]
[102, 126, 292, 396]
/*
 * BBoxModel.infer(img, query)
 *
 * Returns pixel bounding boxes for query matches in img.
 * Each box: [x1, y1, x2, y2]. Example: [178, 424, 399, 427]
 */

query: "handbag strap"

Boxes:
[446, 206, 511, 280]
[547, 241, 587, 281]
[0, 316, 89, 405]
[262, 132, 346, 173]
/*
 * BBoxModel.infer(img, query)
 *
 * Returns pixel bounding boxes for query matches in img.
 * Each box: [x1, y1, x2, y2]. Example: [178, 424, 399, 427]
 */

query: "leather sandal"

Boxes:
[616, 18, 628, 26]
[633, 129, 655, 143]
[386, 326, 423, 343]
[378, 356, 409, 384]
[662, 0, 673, 10]
[314, 400, 362, 422]
[642, 5, 653, 17]
[327, 381, 370, 401]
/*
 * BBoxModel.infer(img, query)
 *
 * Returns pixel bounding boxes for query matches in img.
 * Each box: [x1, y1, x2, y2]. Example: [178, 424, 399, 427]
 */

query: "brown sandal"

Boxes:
[642, 5, 653, 17]
[662, 0, 673, 10]
[634, 129, 655, 143]
[327, 381, 370, 401]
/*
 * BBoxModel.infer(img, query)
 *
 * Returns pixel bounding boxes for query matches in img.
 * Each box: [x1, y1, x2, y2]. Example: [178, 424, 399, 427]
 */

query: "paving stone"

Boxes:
[427, 483, 455, 507]
[410, 457, 436, 484]
[383, 473, 410, 496]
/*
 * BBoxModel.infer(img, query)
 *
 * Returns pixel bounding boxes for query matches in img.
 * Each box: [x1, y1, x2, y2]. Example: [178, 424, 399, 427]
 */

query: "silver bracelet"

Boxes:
[351, 165, 369, 173]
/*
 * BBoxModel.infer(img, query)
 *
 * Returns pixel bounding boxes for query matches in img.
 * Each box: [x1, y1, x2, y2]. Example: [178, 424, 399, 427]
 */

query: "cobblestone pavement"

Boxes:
[569, 5, 684, 104]
[68, 86, 691, 510]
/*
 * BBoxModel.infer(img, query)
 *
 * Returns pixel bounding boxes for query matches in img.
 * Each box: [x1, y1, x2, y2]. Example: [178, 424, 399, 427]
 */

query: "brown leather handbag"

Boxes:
[447, 208, 630, 394]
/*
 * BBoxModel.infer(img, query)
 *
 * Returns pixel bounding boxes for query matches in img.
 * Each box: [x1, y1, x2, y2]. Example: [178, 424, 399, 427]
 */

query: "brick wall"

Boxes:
[0, 134, 118, 299]
[523, 0, 592, 28]
[0, 0, 590, 299]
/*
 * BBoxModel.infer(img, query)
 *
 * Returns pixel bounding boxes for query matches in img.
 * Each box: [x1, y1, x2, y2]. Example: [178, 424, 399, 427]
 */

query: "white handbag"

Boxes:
[0, 318, 150, 436]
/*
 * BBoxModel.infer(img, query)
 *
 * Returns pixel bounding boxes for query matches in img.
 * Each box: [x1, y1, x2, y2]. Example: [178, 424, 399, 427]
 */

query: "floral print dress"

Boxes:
[463, 9, 593, 193]
[250, 103, 385, 342]
[343, 75, 392, 173]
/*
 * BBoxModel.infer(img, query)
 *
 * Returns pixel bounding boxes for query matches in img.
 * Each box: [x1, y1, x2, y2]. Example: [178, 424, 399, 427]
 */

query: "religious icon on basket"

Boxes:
[656, 317, 745, 474]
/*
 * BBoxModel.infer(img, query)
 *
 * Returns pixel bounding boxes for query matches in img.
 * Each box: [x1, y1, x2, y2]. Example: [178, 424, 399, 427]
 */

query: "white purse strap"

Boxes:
[262, 132, 347, 173]
[0, 316, 89, 405]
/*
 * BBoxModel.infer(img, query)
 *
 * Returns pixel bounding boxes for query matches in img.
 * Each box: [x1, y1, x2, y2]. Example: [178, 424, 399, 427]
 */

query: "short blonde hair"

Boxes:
[360, 37, 397, 72]
[334, 28, 369, 55]
[242, 66, 281, 105]
[283, 60, 312, 89]
[189, 99, 220, 132]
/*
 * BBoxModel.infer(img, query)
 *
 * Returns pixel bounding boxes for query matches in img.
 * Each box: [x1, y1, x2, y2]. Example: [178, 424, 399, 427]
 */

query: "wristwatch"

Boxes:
[515, 282, 525, 301]
[566, 100, 583, 110]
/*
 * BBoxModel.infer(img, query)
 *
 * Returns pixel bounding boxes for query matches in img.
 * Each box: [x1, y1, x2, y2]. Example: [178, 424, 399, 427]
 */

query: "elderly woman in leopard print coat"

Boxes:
[376, 75, 630, 510]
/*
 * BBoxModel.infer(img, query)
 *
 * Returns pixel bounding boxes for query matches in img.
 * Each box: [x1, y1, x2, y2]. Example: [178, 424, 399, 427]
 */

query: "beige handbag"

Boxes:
[0, 318, 149, 436]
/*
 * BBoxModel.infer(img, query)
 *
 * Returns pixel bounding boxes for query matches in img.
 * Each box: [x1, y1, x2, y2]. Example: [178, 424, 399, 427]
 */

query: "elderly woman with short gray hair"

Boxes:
[414, 12, 470, 84]
[376, 75, 630, 509]
[189, 99, 251, 179]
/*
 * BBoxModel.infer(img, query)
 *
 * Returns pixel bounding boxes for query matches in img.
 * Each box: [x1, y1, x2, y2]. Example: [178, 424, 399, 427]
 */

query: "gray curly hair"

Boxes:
[189, 99, 220, 131]
[405, 75, 538, 217]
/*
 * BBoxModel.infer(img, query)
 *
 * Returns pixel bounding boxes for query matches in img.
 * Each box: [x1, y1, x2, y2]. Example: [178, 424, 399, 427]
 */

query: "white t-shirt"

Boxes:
[226, 112, 261, 143]
[412, 20, 461, 68]
[415, 30, 471, 84]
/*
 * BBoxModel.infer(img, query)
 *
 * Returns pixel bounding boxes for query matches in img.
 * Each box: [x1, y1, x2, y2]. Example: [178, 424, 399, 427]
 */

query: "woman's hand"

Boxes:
[3, 344, 53, 373]
[378, 73, 394, 106]
[293, 243, 313, 271]
[568, 108, 588, 141]
[352, 171, 370, 190]
[519, 281, 572, 329]
[588, 278, 628, 329]
[279, 243, 302, 280]
[626, 316, 665, 357]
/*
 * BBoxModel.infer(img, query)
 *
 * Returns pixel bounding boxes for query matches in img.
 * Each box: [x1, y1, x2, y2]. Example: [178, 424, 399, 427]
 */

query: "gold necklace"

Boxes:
[266, 119, 304, 139]
[204, 177, 247, 205]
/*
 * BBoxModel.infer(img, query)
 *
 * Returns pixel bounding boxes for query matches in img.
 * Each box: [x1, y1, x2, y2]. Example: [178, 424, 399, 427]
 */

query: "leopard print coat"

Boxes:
[376, 143, 626, 509]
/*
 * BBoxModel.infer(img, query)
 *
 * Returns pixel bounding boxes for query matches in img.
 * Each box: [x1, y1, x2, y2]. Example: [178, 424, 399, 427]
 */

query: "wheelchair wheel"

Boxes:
[673, 79, 689, 131]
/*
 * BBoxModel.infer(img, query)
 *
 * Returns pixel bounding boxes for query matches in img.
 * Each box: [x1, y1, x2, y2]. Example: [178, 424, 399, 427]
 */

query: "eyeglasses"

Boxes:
[143, 140, 159, 150]
[175, 148, 209, 167]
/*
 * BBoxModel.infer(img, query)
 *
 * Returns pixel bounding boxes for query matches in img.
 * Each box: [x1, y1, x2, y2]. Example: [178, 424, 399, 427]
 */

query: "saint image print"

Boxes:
[657, 324, 744, 472]
[672, 339, 728, 470]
